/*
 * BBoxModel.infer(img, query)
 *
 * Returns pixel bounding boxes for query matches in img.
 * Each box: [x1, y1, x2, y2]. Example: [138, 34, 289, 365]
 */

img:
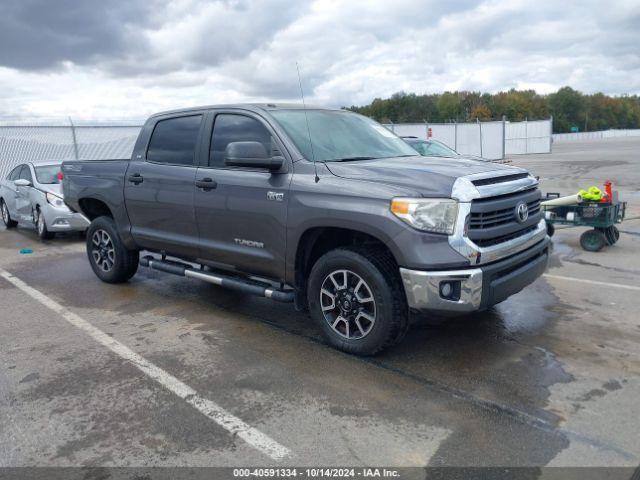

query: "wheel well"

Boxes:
[294, 227, 398, 306]
[79, 198, 113, 221]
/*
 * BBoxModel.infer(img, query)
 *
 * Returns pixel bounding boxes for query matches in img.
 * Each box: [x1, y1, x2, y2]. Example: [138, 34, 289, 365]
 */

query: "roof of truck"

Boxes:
[150, 103, 343, 119]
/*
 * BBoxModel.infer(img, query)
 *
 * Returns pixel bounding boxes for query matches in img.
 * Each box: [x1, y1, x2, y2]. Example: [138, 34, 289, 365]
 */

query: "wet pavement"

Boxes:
[1, 138, 639, 468]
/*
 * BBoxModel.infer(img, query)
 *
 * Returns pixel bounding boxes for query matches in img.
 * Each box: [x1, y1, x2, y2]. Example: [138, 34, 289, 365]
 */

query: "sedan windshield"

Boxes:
[411, 140, 458, 157]
[34, 165, 62, 184]
[269, 110, 418, 162]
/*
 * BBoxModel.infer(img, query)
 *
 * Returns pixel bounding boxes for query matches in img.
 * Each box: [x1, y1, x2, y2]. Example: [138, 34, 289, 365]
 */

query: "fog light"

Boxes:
[439, 280, 461, 301]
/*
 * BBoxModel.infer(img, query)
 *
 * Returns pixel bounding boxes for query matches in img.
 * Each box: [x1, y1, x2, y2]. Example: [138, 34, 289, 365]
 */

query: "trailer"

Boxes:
[542, 194, 626, 251]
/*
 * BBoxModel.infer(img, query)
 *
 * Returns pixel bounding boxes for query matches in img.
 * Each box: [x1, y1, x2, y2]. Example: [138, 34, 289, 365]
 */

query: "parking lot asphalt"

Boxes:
[1, 138, 639, 468]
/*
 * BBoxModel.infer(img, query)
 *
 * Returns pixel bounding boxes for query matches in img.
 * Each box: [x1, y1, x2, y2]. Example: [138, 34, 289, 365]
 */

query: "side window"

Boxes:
[147, 115, 202, 166]
[19, 165, 33, 183]
[210, 114, 273, 167]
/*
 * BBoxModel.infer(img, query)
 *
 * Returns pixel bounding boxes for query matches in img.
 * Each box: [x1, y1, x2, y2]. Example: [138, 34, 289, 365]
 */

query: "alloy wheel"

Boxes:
[320, 269, 376, 339]
[91, 229, 116, 272]
[36, 210, 45, 235]
[1, 203, 8, 225]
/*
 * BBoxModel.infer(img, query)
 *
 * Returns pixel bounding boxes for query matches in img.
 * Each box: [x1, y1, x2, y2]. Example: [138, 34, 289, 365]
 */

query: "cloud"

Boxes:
[0, 0, 638, 120]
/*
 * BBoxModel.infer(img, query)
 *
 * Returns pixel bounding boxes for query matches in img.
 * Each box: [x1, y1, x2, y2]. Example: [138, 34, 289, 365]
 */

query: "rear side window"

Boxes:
[210, 114, 273, 167]
[147, 115, 202, 166]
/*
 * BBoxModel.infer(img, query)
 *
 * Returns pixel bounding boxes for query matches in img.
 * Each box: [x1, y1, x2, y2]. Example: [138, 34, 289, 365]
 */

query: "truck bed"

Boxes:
[61, 159, 129, 214]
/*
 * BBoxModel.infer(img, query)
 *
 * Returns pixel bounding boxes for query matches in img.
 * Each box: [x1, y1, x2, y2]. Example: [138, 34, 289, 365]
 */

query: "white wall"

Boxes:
[505, 119, 552, 154]
[386, 119, 553, 160]
[553, 129, 640, 141]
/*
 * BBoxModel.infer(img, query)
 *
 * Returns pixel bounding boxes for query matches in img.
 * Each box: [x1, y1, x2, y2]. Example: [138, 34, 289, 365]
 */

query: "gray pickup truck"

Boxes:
[62, 104, 549, 355]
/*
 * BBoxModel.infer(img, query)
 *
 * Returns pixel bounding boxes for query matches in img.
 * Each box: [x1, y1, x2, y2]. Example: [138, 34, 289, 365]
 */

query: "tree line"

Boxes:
[348, 87, 640, 133]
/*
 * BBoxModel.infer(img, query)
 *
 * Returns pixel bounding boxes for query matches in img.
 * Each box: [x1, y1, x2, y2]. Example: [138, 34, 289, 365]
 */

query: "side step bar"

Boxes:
[139, 255, 295, 303]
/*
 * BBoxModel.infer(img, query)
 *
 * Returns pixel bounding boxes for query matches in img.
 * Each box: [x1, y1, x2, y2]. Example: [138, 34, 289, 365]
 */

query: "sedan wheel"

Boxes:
[37, 210, 45, 235]
[1, 203, 8, 224]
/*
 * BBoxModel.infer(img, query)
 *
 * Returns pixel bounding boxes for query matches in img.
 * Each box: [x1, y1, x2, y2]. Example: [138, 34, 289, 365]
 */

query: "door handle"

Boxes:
[195, 178, 217, 191]
[128, 173, 143, 184]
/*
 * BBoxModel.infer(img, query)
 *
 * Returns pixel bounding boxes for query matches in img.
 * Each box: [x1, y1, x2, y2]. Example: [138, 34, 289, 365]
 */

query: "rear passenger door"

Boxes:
[2, 165, 23, 217]
[194, 111, 292, 280]
[124, 113, 204, 258]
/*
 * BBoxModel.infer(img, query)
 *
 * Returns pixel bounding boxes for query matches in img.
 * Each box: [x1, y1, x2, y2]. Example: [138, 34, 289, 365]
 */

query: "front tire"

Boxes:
[307, 247, 409, 356]
[35, 208, 55, 240]
[86, 216, 139, 283]
[1, 200, 18, 228]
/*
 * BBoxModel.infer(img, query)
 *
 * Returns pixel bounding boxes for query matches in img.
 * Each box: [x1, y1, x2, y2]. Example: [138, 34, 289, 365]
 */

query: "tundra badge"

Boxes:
[267, 191, 285, 202]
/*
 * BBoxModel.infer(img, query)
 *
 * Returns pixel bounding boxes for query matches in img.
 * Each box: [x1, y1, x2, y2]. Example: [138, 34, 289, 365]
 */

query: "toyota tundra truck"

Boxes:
[62, 104, 549, 355]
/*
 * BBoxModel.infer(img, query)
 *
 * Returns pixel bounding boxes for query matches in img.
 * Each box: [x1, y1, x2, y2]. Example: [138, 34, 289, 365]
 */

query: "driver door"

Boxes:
[194, 111, 292, 280]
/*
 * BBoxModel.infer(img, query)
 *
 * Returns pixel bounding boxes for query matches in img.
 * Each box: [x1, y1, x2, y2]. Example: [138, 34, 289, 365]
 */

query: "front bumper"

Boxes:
[400, 237, 550, 313]
[41, 204, 90, 232]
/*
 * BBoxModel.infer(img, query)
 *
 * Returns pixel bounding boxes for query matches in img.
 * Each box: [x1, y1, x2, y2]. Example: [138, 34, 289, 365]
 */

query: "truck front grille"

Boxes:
[467, 187, 541, 247]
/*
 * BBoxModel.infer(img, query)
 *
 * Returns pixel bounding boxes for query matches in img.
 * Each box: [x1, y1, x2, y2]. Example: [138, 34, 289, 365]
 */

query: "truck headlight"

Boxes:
[46, 192, 65, 208]
[391, 198, 458, 235]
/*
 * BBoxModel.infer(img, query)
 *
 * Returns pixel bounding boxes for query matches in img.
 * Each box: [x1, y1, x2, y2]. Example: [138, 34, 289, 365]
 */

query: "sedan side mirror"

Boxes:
[224, 141, 284, 171]
[14, 179, 31, 187]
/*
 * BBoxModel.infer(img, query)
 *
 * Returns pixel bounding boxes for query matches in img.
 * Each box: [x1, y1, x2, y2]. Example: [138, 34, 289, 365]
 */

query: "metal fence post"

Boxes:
[502, 115, 506, 159]
[454, 121, 458, 151]
[68, 117, 79, 160]
[477, 118, 483, 158]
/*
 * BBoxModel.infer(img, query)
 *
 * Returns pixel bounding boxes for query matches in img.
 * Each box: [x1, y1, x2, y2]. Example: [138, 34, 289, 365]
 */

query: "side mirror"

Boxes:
[14, 179, 31, 187]
[224, 141, 284, 171]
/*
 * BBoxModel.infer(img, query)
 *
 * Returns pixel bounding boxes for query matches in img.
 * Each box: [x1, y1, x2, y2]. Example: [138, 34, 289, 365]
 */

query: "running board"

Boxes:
[139, 255, 295, 303]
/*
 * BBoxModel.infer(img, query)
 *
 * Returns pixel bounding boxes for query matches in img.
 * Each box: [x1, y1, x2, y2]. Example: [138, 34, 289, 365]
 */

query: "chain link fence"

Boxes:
[0, 117, 557, 180]
[0, 123, 141, 180]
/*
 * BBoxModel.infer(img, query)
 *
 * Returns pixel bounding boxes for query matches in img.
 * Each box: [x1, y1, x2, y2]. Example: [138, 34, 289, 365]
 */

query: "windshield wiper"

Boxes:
[332, 156, 376, 162]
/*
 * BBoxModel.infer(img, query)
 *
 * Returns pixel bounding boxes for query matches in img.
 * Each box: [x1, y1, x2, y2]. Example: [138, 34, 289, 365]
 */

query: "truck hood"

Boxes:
[325, 155, 524, 197]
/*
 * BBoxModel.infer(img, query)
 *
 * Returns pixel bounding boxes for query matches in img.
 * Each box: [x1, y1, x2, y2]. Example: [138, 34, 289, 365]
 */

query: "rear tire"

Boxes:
[1, 200, 18, 228]
[307, 246, 409, 356]
[597, 226, 619, 245]
[35, 208, 55, 240]
[580, 229, 606, 252]
[86, 216, 139, 283]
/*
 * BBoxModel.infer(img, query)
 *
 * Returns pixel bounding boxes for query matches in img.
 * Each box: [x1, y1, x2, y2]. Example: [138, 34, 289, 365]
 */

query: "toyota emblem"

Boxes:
[515, 202, 529, 223]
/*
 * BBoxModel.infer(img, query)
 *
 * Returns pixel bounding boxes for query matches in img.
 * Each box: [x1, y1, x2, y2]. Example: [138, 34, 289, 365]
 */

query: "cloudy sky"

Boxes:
[1, 0, 639, 122]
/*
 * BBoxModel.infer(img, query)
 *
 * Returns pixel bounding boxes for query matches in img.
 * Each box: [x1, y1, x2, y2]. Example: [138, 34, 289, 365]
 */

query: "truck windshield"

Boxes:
[270, 110, 418, 162]
[34, 165, 62, 184]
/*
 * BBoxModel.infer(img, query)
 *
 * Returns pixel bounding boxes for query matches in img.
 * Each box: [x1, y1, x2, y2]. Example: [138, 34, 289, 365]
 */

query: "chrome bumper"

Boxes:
[400, 267, 483, 313]
[400, 237, 550, 313]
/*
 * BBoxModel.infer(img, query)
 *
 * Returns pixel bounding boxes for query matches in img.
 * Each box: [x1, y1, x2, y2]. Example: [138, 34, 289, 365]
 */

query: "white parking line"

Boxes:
[543, 274, 640, 292]
[0, 268, 291, 461]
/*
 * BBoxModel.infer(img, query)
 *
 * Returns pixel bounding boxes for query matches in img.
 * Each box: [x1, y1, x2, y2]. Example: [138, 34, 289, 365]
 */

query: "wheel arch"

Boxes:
[292, 226, 401, 310]
[78, 197, 114, 221]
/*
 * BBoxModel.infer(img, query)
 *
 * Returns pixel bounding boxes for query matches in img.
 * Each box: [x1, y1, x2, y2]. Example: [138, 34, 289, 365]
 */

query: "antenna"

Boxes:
[296, 62, 319, 183]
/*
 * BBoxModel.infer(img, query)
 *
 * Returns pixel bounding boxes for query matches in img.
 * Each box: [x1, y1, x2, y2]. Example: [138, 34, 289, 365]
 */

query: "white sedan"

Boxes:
[0, 161, 89, 240]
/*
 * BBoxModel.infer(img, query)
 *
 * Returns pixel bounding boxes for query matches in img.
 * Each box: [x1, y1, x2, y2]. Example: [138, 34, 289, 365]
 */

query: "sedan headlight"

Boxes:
[46, 192, 65, 208]
[391, 198, 458, 235]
